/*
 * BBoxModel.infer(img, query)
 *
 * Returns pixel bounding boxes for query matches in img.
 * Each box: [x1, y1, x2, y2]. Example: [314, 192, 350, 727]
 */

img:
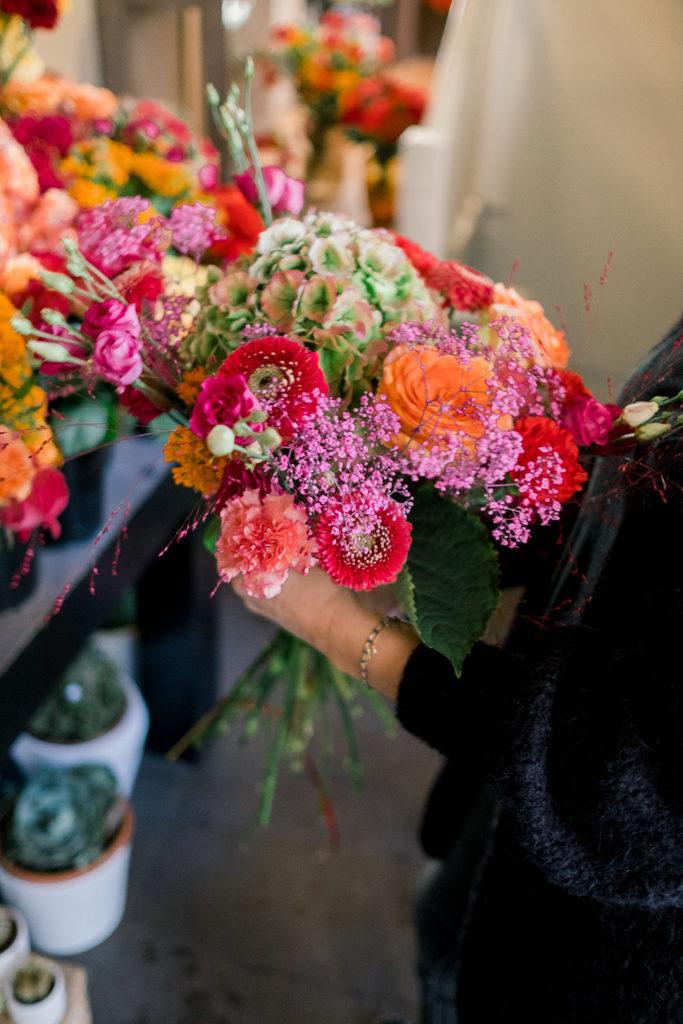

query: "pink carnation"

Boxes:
[189, 373, 259, 439]
[216, 489, 317, 598]
[0, 468, 69, 541]
[561, 396, 620, 447]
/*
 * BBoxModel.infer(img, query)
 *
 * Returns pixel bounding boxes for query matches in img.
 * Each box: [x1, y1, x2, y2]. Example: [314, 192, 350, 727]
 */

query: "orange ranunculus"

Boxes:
[0, 426, 35, 505]
[378, 343, 501, 448]
[491, 285, 569, 370]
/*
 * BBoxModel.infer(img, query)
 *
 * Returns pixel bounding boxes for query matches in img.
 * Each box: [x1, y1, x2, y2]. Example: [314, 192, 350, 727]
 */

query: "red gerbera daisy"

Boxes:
[314, 493, 412, 591]
[425, 259, 494, 312]
[218, 336, 328, 442]
[512, 416, 588, 505]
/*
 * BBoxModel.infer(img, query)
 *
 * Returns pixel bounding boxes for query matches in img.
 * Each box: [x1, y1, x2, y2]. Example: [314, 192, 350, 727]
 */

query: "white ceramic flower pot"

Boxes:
[0, 805, 134, 957]
[11, 673, 149, 797]
[0, 907, 29, 984]
[5, 962, 67, 1024]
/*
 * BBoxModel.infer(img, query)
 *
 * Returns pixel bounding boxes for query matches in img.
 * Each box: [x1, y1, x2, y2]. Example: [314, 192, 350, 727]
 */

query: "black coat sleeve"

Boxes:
[397, 453, 683, 910]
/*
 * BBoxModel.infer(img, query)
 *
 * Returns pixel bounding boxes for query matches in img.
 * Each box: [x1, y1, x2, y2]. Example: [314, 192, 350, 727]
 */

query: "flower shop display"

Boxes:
[11, 641, 149, 797]
[0, 905, 29, 983]
[0, 765, 134, 955]
[5, 957, 66, 1024]
[268, 12, 394, 187]
[340, 74, 427, 226]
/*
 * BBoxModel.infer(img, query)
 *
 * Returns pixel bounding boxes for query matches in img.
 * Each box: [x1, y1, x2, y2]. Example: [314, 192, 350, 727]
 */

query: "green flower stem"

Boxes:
[243, 57, 273, 227]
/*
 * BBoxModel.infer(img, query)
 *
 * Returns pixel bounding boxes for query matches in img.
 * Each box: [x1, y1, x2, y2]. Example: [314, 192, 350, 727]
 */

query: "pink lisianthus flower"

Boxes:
[83, 299, 141, 339]
[0, 468, 69, 541]
[216, 489, 317, 598]
[189, 373, 259, 439]
[92, 328, 143, 389]
[234, 166, 305, 216]
[561, 395, 621, 447]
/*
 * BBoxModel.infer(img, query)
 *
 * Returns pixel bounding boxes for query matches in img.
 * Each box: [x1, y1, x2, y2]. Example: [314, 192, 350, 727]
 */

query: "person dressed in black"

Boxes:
[234, 314, 683, 1023]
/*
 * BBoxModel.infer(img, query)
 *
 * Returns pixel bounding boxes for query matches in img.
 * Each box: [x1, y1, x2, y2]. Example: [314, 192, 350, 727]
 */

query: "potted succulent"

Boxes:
[5, 958, 67, 1024]
[49, 391, 115, 544]
[0, 765, 134, 956]
[11, 641, 149, 797]
[0, 905, 29, 984]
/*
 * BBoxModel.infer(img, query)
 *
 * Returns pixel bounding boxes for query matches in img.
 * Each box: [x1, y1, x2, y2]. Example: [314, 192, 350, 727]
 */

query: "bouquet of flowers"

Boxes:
[268, 12, 394, 151]
[15, 77, 680, 830]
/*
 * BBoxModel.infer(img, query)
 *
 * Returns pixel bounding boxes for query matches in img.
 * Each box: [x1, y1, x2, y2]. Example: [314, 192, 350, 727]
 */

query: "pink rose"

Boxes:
[189, 373, 258, 439]
[0, 467, 69, 541]
[561, 396, 620, 446]
[93, 328, 143, 388]
[83, 299, 140, 339]
[216, 489, 317, 598]
[234, 166, 305, 216]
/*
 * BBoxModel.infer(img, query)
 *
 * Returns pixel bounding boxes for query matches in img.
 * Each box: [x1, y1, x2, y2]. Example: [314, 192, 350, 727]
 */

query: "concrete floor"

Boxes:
[75, 678, 440, 1024]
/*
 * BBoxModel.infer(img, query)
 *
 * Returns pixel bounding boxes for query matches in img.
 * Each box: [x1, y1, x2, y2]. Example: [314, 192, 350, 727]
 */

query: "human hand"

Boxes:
[232, 569, 420, 699]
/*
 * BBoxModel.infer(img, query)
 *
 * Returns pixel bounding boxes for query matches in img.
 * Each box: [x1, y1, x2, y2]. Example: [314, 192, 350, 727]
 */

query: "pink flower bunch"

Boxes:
[84, 299, 143, 388]
[562, 394, 621, 446]
[77, 198, 165, 277]
[216, 489, 317, 598]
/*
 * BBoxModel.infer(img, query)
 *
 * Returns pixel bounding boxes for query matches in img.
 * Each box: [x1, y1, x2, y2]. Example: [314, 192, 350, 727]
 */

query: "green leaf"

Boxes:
[406, 488, 500, 676]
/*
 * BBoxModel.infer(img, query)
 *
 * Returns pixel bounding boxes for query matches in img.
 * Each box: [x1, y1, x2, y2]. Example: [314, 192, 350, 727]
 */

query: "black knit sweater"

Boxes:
[397, 317, 683, 1022]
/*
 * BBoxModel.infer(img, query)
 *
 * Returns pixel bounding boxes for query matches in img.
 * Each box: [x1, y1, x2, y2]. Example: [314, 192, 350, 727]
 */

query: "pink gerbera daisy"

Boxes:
[218, 336, 328, 442]
[314, 493, 412, 591]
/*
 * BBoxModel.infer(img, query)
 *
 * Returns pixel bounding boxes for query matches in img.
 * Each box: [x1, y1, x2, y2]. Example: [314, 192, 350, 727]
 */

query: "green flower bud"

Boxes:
[635, 421, 671, 442]
[41, 308, 67, 327]
[621, 401, 658, 428]
[259, 427, 282, 449]
[206, 424, 235, 457]
[40, 271, 75, 295]
[10, 315, 34, 336]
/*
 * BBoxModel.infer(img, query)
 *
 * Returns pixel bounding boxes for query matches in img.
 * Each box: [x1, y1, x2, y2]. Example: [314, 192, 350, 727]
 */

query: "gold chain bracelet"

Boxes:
[359, 615, 399, 686]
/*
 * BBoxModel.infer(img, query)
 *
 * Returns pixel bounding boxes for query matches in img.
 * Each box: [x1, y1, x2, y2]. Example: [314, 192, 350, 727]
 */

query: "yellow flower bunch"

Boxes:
[61, 138, 193, 209]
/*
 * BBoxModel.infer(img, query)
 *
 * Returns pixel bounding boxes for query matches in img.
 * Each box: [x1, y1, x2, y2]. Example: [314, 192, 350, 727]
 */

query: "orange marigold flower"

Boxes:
[0, 426, 35, 505]
[130, 153, 189, 198]
[163, 425, 225, 495]
[177, 367, 208, 407]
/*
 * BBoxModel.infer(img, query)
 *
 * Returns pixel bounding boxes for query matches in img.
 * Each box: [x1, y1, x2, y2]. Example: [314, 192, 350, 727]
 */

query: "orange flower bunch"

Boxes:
[0, 75, 118, 122]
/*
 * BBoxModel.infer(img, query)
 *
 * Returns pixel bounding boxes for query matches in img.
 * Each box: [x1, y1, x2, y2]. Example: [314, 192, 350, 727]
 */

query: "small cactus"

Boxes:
[13, 959, 55, 1004]
[29, 642, 127, 743]
[5, 764, 118, 873]
[0, 907, 16, 953]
